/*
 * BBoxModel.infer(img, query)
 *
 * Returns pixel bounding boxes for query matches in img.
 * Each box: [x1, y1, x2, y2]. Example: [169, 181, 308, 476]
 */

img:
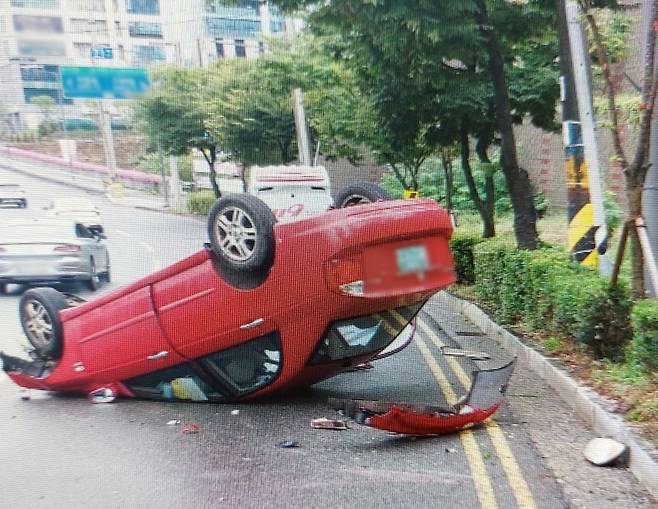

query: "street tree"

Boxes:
[277, 0, 558, 245]
[576, 0, 658, 297]
[135, 67, 222, 197]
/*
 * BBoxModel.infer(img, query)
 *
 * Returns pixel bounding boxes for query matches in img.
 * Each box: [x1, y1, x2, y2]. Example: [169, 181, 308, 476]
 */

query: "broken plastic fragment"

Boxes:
[181, 423, 200, 434]
[231, 409, 240, 416]
[278, 440, 300, 448]
[584, 438, 628, 466]
[442, 347, 491, 361]
[20, 389, 30, 401]
[166, 419, 181, 426]
[311, 418, 348, 430]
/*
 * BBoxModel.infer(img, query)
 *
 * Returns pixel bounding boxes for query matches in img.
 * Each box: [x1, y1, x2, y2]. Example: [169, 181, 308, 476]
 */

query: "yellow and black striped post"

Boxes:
[565, 121, 597, 266]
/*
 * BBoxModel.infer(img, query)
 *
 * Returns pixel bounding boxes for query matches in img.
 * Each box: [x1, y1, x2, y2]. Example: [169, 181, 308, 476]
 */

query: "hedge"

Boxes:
[449, 234, 483, 284]
[472, 241, 632, 360]
[631, 300, 658, 372]
[187, 190, 216, 215]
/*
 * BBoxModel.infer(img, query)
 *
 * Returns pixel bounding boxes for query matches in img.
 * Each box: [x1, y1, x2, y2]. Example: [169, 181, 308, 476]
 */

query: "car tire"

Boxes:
[20, 287, 70, 359]
[85, 259, 99, 291]
[207, 194, 276, 274]
[0, 283, 6, 295]
[334, 182, 392, 208]
[21, 199, 27, 209]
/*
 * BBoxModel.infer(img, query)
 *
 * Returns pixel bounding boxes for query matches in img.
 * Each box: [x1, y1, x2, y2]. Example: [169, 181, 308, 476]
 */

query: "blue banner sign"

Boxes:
[91, 46, 113, 60]
[60, 66, 150, 99]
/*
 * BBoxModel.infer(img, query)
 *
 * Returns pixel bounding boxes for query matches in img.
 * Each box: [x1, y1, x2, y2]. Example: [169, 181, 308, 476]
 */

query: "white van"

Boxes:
[246, 165, 333, 223]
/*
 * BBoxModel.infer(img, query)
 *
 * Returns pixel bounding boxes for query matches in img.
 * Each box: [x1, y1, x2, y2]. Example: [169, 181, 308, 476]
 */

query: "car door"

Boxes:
[150, 257, 271, 360]
[67, 286, 186, 381]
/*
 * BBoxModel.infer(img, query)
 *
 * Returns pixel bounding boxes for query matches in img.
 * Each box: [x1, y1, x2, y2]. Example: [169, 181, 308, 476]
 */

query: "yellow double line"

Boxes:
[388, 311, 537, 509]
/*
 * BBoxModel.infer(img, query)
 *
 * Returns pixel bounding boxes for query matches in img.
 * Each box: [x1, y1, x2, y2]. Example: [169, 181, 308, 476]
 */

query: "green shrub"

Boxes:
[187, 190, 216, 215]
[472, 240, 631, 359]
[449, 234, 483, 284]
[630, 300, 658, 372]
[473, 239, 512, 312]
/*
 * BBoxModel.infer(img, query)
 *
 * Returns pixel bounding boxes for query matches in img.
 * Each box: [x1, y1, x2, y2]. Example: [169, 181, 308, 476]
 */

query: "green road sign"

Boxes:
[60, 66, 150, 99]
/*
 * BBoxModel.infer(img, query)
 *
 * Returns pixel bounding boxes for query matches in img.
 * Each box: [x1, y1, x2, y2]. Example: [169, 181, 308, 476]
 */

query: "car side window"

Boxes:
[124, 363, 226, 402]
[76, 223, 94, 239]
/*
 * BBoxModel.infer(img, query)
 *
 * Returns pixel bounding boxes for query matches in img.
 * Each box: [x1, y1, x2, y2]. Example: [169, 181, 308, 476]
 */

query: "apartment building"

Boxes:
[0, 0, 296, 129]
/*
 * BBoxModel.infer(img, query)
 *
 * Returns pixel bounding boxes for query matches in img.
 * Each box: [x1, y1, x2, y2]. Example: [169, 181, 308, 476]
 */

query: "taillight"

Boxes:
[325, 255, 364, 296]
[53, 244, 80, 253]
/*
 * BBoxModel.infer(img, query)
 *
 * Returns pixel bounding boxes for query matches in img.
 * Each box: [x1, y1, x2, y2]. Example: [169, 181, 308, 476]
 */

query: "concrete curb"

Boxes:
[437, 291, 658, 500]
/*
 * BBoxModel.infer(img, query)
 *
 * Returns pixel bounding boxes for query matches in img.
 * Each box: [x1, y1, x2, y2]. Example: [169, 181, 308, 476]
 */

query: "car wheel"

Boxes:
[21, 199, 27, 209]
[0, 283, 6, 295]
[334, 182, 392, 208]
[85, 259, 99, 291]
[207, 194, 276, 273]
[20, 287, 70, 359]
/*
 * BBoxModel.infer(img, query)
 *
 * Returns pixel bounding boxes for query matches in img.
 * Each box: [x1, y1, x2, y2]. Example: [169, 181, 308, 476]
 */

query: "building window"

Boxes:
[17, 40, 66, 57]
[235, 39, 246, 58]
[23, 88, 72, 105]
[215, 39, 224, 58]
[270, 18, 284, 33]
[69, 18, 107, 34]
[206, 0, 259, 16]
[258, 41, 264, 54]
[68, 0, 104, 11]
[10, 0, 59, 8]
[125, 0, 159, 15]
[20, 64, 58, 82]
[133, 44, 165, 66]
[206, 17, 260, 38]
[13, 15, 63, 33]
[128, 21, 162, 38]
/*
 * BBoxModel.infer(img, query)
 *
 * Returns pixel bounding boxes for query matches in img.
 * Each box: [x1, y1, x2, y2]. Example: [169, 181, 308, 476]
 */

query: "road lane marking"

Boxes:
[417, 317, 537, 509]
[415, 336, 499, 509]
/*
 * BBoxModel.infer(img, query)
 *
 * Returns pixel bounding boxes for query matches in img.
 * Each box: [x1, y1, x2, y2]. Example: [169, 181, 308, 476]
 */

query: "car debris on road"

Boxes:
[311, 418, 349, 430]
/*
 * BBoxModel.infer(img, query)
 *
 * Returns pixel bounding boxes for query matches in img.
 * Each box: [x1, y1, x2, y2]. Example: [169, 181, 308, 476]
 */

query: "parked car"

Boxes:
[44, 197, 104, 236]
[0, 183, 27, 208]
[0, 219, 110, 294]
[1, 185, 513, 435]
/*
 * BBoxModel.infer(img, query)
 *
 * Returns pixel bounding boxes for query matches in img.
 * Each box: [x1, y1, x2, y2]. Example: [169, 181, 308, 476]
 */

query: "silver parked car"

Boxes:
[0, 184, 27, 208]
[0, 220, 110, 294]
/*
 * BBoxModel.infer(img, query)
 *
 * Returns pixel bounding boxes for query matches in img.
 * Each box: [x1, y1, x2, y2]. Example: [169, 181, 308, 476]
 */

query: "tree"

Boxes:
[135, 67, 222, 197]
[577, 0, 657, 297]
[277, 0, 558, 245]
[31, 95, 58, 138]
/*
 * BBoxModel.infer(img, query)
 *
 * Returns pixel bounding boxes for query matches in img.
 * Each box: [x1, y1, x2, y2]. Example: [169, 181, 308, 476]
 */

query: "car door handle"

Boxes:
[240, 318, 264, 330]
[147, 351, 169, 361]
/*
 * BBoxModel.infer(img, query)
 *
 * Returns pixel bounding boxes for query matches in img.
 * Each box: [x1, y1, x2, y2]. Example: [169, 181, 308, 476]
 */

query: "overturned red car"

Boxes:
[1, 184, 513, 435]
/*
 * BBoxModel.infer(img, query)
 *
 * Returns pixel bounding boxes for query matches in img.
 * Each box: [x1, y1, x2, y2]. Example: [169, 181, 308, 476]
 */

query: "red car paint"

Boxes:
[4, 199, 457, 402]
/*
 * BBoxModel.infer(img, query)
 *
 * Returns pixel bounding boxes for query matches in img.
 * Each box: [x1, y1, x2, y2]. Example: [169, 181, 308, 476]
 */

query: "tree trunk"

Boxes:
[626, 176, 646, 298]
[201, 147, 221, 199]
[474, 0, 538, 249]
[460, 122, 495, 238]
[440, 151, 454, 212]
[476, 137, 496, 238]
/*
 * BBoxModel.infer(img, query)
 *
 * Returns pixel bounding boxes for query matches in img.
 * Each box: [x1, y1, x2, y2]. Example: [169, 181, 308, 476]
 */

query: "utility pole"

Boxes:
[642, 0, 658, 296]
[564, 0, 611, 274]
[292, 88, 312, 165]
[168, 154, 182, 210]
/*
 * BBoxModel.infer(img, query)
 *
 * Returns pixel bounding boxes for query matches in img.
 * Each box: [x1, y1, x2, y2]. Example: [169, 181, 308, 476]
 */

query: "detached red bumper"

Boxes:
[330, 359, 515, 435]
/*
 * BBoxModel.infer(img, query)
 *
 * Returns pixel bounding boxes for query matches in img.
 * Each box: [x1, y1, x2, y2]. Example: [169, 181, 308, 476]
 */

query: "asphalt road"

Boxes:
[0, 168, 655, 509]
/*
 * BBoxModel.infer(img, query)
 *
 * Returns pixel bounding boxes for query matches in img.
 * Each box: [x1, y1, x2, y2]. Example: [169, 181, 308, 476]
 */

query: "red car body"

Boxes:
[3, 199, 457, 403]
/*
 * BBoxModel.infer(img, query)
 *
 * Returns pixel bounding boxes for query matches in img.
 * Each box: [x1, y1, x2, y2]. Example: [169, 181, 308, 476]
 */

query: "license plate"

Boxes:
[396, 245, 429, 275]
